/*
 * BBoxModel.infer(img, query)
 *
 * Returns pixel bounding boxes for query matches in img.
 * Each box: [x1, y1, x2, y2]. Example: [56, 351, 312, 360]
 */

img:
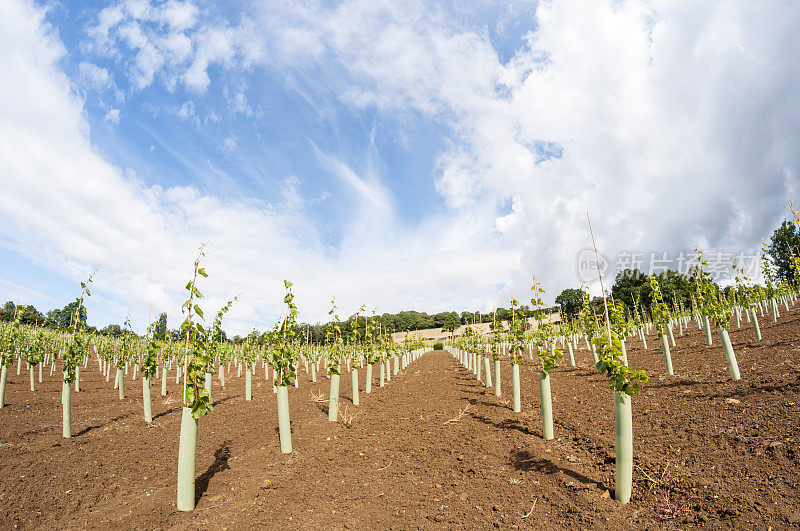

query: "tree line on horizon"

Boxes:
[3, 218, 798, 342]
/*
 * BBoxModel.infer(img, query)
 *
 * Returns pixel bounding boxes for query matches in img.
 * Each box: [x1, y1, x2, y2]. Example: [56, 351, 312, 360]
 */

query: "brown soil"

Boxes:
[1, 305, 800, 529]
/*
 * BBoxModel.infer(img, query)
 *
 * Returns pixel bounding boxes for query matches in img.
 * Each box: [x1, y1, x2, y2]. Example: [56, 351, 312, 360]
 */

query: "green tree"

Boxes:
[154, 312, 168, 340]
[45, 300, 86, 329]
[0, 301, 15, 322]
[16, 305, 44, 326]
[99, 324, 123, 337]
[767, 220, 800, 282]
[555, 288, 583, 320]
[611, 269, 652, 312]
[434, 311, 460, 331]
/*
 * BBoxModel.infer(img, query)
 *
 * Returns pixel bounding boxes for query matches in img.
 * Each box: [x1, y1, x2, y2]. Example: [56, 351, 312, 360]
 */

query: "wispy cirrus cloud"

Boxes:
[1, 0, 799, 336]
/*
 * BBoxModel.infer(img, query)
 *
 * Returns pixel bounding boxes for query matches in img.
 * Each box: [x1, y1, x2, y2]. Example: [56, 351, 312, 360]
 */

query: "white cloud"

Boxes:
[104, 108, 120, 124]
[0, 0, 514, 333]
[85, 0, 204, 91]
[3, 0, 800, 334]
[78, 61, 113, 90]
[239, 0, 800, 297]
[176, 99, 195, 119]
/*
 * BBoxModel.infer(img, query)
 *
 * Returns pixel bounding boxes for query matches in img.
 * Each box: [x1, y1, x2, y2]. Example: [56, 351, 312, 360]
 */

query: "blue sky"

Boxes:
[1, 0, 799, 334]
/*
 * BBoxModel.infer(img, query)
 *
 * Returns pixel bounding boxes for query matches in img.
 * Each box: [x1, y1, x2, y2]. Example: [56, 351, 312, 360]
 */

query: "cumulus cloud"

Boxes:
[237, 0, 800, 296]
[0, 0, 514, 333]
[84, 0, 256, 93]
[104, 108, 120, 124]
[78, 61, 114, 90]
[2, 0, 799, 334]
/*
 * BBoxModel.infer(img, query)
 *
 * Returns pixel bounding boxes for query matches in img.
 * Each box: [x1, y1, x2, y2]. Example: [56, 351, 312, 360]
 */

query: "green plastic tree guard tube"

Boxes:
[204, 372, 212, 401]
[750, 308, 762, 341]
[176, 406, 197, 511]
[771, 299, 779, 323]
[511, 363, 521, 413]
[161, 368, 168, 396]
[17, 356, 21, 375]
[0, 365, 7, 408]
[75, 365, 80, 392]
[660, 334, 673, 375]
[567, 342, 576, 367]
[703, 316, 713, 346]
[30, 365, 35, 392]
[62, 381, 72, 438]
[385, 360, 391, 382]
[667, 325, 676, 347]
[620, 339, 628, 366]
[483, 357, 492, 388]
[277, 385, 292, 454]
[590, 343, 598, 365]
[328, 373, 340, 421]
[614, 392, 633, 504]
[351, 368, 359, 406]
[539, 372, 554, 440]
[718, 328, 741, 381]
[365, 364, 372, 394]
[494, 360, 501, 397]
[219, 364, 225, 387]
[476, 354, 482, 381]
[245, 370, 252, 401]
[39, 363, 43, 384]
[143, 377, 152, 423]
[118, 369, 125, 399]
[311, 363, 317, 383]
[379, 363, 385, 387]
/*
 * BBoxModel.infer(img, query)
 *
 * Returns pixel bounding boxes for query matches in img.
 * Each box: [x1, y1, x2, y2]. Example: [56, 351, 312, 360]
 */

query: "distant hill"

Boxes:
[391, 312, 560, 344]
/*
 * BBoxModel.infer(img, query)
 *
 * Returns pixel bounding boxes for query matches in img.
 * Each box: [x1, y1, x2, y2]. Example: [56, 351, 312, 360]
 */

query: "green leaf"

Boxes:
[197, 267, 208, 278]
[194, 305, 204, 318]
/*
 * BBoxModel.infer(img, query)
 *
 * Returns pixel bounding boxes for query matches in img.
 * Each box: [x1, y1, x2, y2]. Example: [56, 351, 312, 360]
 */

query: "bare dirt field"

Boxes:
[1, 306, 799, 529]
